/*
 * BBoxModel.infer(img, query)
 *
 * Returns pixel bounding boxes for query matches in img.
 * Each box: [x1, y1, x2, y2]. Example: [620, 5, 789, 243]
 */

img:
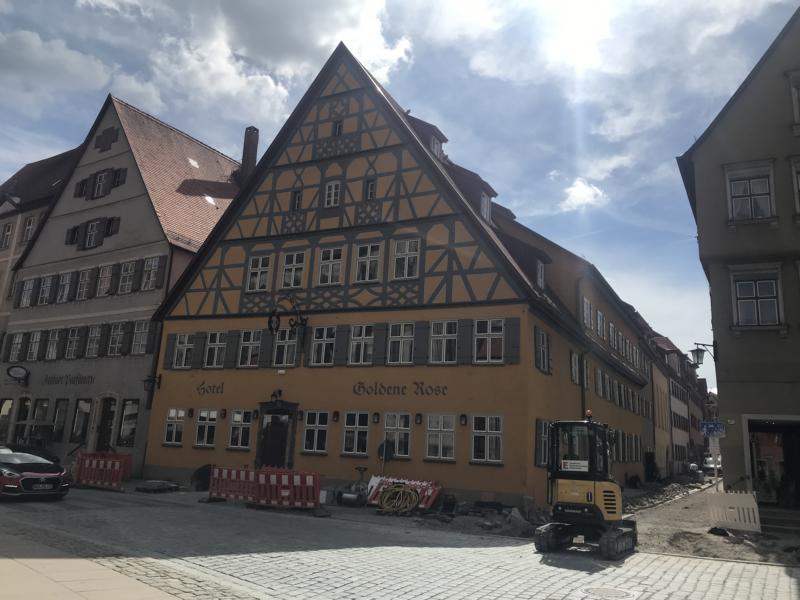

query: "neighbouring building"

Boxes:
[678, 8, 800, 506]
[145, 43, 659, 505]
[0, 95, 243, 475]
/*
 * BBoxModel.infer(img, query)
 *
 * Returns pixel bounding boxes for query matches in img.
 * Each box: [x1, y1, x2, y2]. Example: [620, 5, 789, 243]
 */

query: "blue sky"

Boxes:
[1, 0, 798, 388]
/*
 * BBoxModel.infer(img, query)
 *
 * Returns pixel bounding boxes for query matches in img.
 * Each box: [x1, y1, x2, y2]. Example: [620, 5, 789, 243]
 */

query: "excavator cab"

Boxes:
[534, 411, 637, 560]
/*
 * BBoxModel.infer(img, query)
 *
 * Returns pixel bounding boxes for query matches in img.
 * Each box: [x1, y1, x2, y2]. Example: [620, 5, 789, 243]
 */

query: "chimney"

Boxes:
[240, 126, 259, 183]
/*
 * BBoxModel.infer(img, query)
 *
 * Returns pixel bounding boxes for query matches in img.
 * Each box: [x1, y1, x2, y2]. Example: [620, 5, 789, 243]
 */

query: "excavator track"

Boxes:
[533, 523, 573, 553]
[598, 527, 637, 560]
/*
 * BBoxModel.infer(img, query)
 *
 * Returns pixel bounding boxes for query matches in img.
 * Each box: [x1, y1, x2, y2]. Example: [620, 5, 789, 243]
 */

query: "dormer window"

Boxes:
[480, 192, 491, 222]
[430, 136, 442, 158]
[333, 121, 343, 137]
[536, 260, 545, 289]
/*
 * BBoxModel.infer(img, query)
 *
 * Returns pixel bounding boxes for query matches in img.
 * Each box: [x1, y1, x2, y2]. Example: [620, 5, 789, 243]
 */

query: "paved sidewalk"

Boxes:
[0, 531, 175, 600]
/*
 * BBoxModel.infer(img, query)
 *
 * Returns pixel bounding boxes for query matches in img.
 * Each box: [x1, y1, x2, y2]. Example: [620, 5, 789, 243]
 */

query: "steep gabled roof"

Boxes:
[0, 147, 82, 212]
[111, 97, 240, 251]
[678, 7, 800, 221]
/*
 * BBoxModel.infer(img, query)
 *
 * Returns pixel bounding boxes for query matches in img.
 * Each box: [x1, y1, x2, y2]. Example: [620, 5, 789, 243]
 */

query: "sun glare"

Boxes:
[536, 0, 614, 73]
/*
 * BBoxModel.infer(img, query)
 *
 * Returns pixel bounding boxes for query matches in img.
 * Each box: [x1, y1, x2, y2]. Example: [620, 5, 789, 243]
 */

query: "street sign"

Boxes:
[701, 421, 726, 438]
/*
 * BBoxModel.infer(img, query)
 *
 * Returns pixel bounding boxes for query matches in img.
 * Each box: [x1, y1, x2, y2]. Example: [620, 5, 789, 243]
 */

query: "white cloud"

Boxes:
[560, 177, 609, 212]
[0, 0, 12, 14]
[583, 153, 634, 181]
[110, 72, 165, 114]
[0, 30, 110, 117]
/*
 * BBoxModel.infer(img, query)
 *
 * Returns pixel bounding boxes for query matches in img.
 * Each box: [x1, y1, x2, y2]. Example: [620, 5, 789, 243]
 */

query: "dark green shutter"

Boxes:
[47, 277, 58, 304]
[12, 281, 23, 308]
[77, 326, 89, 358]
[108, 264, 120, 295]
[67, 271, 79, 300]
[504, 317, 520, 364]
[546, 333, 552, 373]
[19, 333, 30, 361]
[31, 278, 41, 306]
[412, 321, 429, 365]
[56, 328, 69, 359]
[372, 323, 388, 365]
[131, 259, 144, 292]
[258, 330, 274, 368]
[36, 333, 48, 361]
[86, 267, 99, 298]
[192, 332, 207, 368]
[2, 334, 12, 362]
[76, 222, 88, 250]
[120, 322, 134, 355]
[457, 319, 472, 365]
[163, 334, 177, 369]
[154, 256, 167, 289]
[100, 169, 114, 197]
[333, 325, 350, 366]
[145, 322, 157, 354]
[95, 218, 107, 247]
[97, 324, 110, 357]
[223, 330, 239, 368]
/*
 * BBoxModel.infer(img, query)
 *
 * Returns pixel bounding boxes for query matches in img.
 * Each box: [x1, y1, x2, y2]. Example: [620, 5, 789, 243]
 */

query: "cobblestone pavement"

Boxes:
[0, 489, 797, 600]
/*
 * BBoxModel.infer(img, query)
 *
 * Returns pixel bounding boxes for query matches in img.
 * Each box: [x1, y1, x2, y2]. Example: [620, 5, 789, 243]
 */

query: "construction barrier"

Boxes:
[74, 452, 132, 490]
[707, 490, 761, 533]
[209, 466, 320, 509]
[367, 476, 441, 510]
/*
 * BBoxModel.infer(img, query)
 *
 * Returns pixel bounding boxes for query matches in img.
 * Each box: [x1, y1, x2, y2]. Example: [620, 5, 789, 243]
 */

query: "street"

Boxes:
[0, 489, 797, 600]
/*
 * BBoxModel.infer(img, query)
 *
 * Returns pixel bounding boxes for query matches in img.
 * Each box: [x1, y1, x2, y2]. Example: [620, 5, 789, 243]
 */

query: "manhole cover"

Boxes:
[581, 588, 635, 599]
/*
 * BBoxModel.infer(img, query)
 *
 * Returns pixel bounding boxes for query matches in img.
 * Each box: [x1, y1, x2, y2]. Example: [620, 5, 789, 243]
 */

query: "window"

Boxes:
[173, 333, 193, 368]
[343, 411, 368, 455]
[535, 419, 550, 467]
[26, 331, 41, 361]
[535, 327, 551, 373]
[45, 329, 59, 360]
[70, 400, 91, 443]
[609, 322, 616, 349]
[21, 216, 35, 242]
[141, 257, 159, 291]
[349, 325, 374, 365]
[52, 399, 68, 441]
[311, 326, 335, 366]
[595, 368, 603, 397]
[480, 192, 491, 221]
[86, 326, 101, 358]
[273, 329, 297, 367]
[107, 323, 124, 356]
[32, 398, 49, 420]
[19, 279, 34, 307]
[365, 179, 376, 201]
[291, 189, 302, 211]
[430, 136, 442, 158]
[596, 311, 605, 338]
[355, 243, 380, 282]
[282, 252, 305, 288]
[64, 328, 80, 359]
[735, 278, 779, 326]
[246, 256, 270, 292]
[384, 413, 410, 458]
[333, 120, 343, 136]
[85, 220, 100, 248]
[472, 415, 502, 462]
[118, 261, 135, 294]
[117, 399, 139, 448]
[536, 259, 545, 288]
[303, 411, 328, 452]
[570, 351, 580, 385]
[238, 330, 261, 367]
[582, 297, 593, 328]
[229, 410, 253, 448]
[56, 273, 71, 303]
[38, 276, 52, 305]
[0, 223, 12, 248]
[9, 333, 23, 362]
[729, 175, 772, 220]
[196, 409, 217, 446]
[393, 239, 419, 279]
[131, 321, 149, 355]
[324, 181, 341, 208]
[388, 322, 414, 364]
[97, 265, 113, 297]
[430, 320, 457, 364]
[93, 172, 107, 198]
[204, 332, 226, 367]
[474, 318, 503, 363]
[427, 414, 455, 459]
[318, 247, 342, 285]
[164, 408, 185, 444]
[76, 270, 91, 300]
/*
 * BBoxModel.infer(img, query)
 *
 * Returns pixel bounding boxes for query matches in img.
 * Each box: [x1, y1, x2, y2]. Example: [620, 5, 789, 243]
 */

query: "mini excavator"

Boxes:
[534, 411, 637, 560]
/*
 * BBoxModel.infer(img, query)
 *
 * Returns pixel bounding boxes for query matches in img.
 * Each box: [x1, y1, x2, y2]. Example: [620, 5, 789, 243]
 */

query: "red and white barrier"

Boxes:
[209, 466, 320, 509]
[74, 453, 132, 490]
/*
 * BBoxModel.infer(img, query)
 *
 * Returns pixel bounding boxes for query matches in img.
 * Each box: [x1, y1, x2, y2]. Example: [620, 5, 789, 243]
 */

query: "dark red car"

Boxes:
[0, 447, 69, 499]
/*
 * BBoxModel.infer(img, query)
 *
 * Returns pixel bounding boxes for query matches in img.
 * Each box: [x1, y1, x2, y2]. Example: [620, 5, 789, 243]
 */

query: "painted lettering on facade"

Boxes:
[197, 381, 224, 396]
[352, 381, 448, 396]
[43, 374, 96, 386]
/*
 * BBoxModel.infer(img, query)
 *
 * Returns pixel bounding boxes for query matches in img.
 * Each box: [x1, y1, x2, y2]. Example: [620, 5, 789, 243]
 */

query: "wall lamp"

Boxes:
[690, 342, 717, 366]
[332, 411, 340, 422]
[415, 413, 423, 425]
[460, 414, 468, 426]
[372, 412, 380, 424]
[142, 374, 161, 392]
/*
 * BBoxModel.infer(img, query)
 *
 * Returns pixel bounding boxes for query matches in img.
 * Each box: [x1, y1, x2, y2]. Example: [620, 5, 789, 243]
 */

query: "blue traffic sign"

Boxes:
[701, 421, 726, 437]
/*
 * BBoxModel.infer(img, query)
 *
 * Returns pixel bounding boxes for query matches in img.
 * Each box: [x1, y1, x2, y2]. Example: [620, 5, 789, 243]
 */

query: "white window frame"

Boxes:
[480, 192, 491, 221]
[342, 411, 369, 455]
[96, 265, 113, 297]
[291, 189, 302, 211]
[75, 270, 91, 300]
[85, 220, 100, 248]
[38, 275, 52, 305]
[349, 324, 374, 365]
[20, 279, 34, 307]
[117, 261, 135, 294]
[430, 320, 457, 364]
[324, 181, 341, 208]
[56, 273, 71, 303]
[355, 243, 380, 283]
[426, 414, 455, 460]
[535, 328, 550, 373]
[387, 322, 414, 365]
[173, 333, 193, 368]
[204, 331, 226, 367]
[281, 251, 305, 289]
[273, 328, 297, 367]
[365, 179, 376, 201]
[318, 247, 343, 286]
[536, 419, 550, 467]
[582, 297, 593, 328]
[393, 238, 420, 280]
[141, 257, 159, 291]
[45, 329, 59, 360]
[107, 322, 124, 356]
[195, 409, 217, 447]
[310, 326, 335, 366]
[27, 331, 41, 361]
[472, 415, 502, 463]
[131, 321, 149, 355]
[92, 172, 107, 199]
[164, 408, 185, 444]
[246, 256, 270, 292]
[0, 222, 12, 248]
[86, 325, 102, 358]
[536, 259, 545, 288]
[474, 318, 504, 363]
[9, 333, 23, 362]
[229, 409, 253, 449]
[384, 412, 411, 458]
[724, 161, 775, 222]
[609, 322, 616, 349]
[21, 216, 35, 242]
[238, 329, 261, 367]
[729, 264, 784, 327]
[570, 351, 580, 385]
[303, 411, 329, 453]
[596, 310, 605, 338]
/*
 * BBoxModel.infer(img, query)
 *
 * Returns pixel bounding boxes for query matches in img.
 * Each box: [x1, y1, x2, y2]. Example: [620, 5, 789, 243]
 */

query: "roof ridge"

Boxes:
[110, 95, 240, 166]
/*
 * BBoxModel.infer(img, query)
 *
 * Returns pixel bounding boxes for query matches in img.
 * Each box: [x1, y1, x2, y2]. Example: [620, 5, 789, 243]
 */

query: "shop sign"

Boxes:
[197, 381, 224, 396]
[352, 381, 448, 397]
[44, 374, 95, 386]
[701, 421, 726, 438]
[560, 460, 589, 472]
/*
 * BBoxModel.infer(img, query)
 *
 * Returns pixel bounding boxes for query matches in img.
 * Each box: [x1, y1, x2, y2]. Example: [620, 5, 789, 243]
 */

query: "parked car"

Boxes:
[702, 456, 722, 475]
[0, 450, 69, 499]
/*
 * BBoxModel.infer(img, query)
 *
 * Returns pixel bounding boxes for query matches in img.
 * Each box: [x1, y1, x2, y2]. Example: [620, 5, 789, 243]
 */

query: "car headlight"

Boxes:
[0, 467, 20, 478]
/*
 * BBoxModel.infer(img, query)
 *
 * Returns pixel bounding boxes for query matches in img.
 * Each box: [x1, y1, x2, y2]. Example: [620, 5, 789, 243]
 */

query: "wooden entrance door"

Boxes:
[259, 414, 290, 468]
[96, 398, 117, 451]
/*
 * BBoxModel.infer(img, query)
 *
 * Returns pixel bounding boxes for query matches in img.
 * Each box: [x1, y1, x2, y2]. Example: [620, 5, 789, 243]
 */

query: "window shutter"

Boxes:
[258, 329, 273, 368]
[100, 168, 114, 197]
[67, 271, 79, 301]
[120, 322, 134, 356]
[504, 317, 520, 364]
[36, 334, 48, 361]
[95, 218, 108, 247]
[108, 263, 121, 295]
[19, 333, 30, 361]
[457, 319, 472, 365]
[13, 281, 23, 308]
[191, 332, 207, 368]
[47, 278, 58, 304]
[30, 278, 41, 305]
[56, 329, 68, 359]
[65, 227, 77, 245]
[131, 259, 144, 292]
[145, 322, 157, 354]
[223, 330, 239, 369]
[77, 326, 89, 358]
[333, 324, 350, 366]
[86, 173, 97, 199]
[113, 168, 127, 187]
[534, 326, 542, 370]
[106, 217, 121, 236]
[162, 333, 177, 369]
[412, 321, 429, 365]
[76, 222, 88, 250]
[86, 267, 99, 298]
[73, 179, 86, 198]
[2, 334, 12, 362]
[372, 323, 388, 365]
[96, 324, 110, 357]
[546, 333, 553, 373]
[154, 255, 167, 289]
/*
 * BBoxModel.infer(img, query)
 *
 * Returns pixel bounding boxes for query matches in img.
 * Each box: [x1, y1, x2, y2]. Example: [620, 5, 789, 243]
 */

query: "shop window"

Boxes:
[117, 399, 139, 448]
[70, 399, 91, 443]
[52, 399, 68, 442]
[303, 411, 328, 453]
